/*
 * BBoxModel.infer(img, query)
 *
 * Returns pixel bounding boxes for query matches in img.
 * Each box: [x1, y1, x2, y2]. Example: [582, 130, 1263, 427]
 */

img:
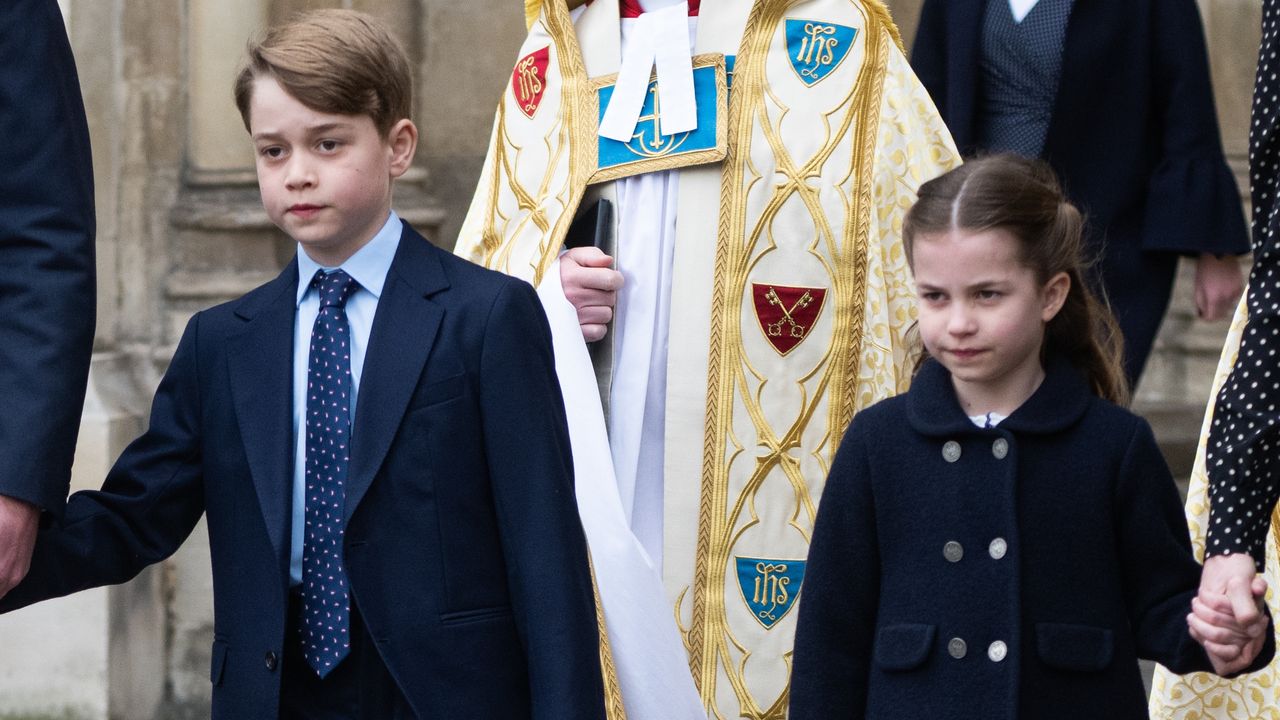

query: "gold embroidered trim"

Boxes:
[687, 2, 891, 716]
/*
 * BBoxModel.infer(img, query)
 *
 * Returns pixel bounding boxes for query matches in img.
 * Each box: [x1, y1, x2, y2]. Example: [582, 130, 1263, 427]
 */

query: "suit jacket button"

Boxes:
[942, 441, 962, 463]
[948, 637, 967, 659]
[943, 541, 964, 562]
[992, 438, 1008, 459]
[989, 537, 1007, 560]
[988, 640, 1007, 663]
[265, 651, 278, 672]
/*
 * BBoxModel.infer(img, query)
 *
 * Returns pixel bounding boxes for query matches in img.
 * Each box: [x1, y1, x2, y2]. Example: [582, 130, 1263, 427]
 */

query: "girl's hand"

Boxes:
[1188, 571, 1270, 676]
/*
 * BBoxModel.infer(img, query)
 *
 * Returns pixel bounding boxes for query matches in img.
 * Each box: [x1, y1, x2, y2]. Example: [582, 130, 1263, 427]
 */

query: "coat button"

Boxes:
[264, 651, 278, 672]
[943, 541, 964, 562]
[989, 538, 1007, 560]
[988, 640, 1007, 663]
[948, 637, 967, 659]
[992, 438, 1008, 459]
[942, 441, 962, 463]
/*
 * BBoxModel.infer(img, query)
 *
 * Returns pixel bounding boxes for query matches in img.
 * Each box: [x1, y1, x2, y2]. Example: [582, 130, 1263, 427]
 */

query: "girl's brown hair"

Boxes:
[902, 154, 1129, 406]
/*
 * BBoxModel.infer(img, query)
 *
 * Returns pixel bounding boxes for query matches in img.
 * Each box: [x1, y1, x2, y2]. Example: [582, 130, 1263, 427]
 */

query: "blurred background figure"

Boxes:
[911, 0, 1246, 387]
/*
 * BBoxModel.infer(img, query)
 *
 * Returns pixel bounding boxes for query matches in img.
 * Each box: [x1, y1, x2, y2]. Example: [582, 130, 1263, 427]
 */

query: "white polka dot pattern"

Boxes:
[1206, 0, 1280, 569]
[300, 269, 358, 677]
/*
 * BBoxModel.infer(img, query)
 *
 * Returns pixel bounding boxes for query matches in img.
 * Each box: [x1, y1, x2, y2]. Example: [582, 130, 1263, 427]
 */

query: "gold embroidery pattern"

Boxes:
[686, 3, 888, 718]
[462, 1, 597, 288]
[1149, 298, 1280, 720]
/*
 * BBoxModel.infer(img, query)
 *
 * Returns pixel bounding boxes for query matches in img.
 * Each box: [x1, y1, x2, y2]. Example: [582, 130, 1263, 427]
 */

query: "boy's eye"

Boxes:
[259, 146, 285, 159]
[318, 139, 341, 152]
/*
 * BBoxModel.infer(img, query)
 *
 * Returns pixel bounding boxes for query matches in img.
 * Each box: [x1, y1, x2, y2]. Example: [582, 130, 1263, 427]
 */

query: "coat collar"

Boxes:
[906, 355, 1092, 437]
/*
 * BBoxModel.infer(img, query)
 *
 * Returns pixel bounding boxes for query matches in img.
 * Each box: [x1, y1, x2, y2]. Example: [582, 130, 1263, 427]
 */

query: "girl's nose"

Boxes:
[947, 305, 976, 335]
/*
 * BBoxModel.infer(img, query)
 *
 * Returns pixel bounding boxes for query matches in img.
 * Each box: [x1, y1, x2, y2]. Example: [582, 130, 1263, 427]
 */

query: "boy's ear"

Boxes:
[1040, 271, 1070, 322]
[386, 119, 418, 178]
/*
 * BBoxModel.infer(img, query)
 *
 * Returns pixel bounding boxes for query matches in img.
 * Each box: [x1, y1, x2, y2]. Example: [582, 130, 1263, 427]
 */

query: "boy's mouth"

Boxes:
[288, 203, 324, 217]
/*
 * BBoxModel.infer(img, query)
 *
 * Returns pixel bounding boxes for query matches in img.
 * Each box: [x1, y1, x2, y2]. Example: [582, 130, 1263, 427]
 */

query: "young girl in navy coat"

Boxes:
[789, 155, 1273, 719]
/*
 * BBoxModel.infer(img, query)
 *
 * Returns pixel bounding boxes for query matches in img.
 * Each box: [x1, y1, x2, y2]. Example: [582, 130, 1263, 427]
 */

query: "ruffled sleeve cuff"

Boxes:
[1142, 152, 1250, 257]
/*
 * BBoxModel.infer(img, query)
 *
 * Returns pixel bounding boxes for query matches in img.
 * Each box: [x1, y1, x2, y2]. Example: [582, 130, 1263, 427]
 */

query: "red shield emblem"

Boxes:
[751, 283, 828, 355]
[511, 46, 551, 119]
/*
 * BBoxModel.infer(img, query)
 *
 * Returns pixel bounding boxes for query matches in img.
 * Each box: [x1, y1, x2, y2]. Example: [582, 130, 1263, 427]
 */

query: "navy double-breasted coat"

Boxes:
[790, 358, 1273, 719]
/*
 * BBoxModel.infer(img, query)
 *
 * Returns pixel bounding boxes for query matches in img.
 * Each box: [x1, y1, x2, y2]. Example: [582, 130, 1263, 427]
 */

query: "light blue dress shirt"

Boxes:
[289, 211, 402, 586]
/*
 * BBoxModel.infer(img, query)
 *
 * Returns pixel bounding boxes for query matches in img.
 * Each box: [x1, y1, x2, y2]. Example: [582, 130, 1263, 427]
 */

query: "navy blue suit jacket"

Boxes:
[0, 0, 96, 512]
[791, 358, 1273, 720]
[911, 0, 1247, 259]
[1, 224, 606, 720]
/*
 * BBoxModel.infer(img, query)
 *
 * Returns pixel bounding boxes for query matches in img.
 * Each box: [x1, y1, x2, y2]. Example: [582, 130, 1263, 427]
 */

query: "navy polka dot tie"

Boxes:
[300, 269, 359, 677]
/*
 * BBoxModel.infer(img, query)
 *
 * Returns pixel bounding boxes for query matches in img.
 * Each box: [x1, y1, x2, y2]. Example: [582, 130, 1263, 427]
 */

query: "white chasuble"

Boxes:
[456, 1, 960, 717]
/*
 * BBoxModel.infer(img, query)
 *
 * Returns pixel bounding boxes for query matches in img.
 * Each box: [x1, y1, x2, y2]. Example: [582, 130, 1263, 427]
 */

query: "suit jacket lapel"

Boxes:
[227, 260, 298, 581]
[345, 224, 450, 522]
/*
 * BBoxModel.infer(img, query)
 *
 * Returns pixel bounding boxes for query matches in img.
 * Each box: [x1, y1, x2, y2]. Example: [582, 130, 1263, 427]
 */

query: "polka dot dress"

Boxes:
[300, 269, 358, 676]
[1206, 0, 1280, 569]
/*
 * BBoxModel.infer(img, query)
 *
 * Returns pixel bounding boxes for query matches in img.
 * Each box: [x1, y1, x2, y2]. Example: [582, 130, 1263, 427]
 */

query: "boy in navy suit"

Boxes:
[0, 10, 606, 720]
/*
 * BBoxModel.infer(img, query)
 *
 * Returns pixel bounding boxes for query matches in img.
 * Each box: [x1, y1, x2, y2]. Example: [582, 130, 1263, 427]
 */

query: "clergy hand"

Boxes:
[0, 494, 39, 597]
[1194, 254, 1244, 322]
[1188, 553, 1269, 676]
[561, 246, 624, 343]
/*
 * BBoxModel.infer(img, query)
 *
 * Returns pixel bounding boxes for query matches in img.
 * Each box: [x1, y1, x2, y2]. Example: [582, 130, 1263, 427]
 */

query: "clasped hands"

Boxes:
[1190, 553, 1271, 675]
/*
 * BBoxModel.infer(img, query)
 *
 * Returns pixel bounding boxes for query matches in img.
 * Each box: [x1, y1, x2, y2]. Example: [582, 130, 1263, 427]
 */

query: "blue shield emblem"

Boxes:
[735, 556, 806, 630]
[785, 19, 858, 87]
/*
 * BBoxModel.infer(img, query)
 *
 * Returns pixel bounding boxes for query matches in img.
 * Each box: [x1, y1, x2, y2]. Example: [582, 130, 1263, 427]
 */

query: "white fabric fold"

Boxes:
[599, 2, 697, 141]
[536, 261, 706, 720]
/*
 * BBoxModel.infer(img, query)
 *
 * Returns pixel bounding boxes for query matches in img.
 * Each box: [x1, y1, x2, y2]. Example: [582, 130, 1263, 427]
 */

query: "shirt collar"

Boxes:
[296, 210, 401, 306]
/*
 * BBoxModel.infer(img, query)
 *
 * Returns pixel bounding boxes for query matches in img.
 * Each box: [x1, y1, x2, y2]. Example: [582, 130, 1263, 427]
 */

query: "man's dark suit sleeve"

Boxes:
[0, 315, 206, 612]
[478, 278, 606, 720]
[909, 0, 948, 106]
[0, 0, 97, 514]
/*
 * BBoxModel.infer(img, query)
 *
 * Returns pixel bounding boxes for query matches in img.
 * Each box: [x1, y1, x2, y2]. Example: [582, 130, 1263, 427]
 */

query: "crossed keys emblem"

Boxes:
[751, 283, 828, 356]
[765, 287, 815, 339]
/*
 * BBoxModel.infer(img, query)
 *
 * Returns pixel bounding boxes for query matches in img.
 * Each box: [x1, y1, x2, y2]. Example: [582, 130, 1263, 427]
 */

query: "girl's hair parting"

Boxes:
[902, 154, 1130, 406]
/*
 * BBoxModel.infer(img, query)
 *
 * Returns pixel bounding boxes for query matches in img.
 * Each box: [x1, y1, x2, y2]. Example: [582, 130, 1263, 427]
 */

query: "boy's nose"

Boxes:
[285, 159, 317, 190]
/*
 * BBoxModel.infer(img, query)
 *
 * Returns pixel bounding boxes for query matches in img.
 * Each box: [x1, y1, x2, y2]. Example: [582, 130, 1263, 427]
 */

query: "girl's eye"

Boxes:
[977, 289, 1002, 300]
[921, 291, 945, 303]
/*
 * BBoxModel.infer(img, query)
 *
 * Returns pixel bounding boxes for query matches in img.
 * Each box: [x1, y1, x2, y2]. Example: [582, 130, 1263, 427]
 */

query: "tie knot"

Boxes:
[312, 269, 358, 309]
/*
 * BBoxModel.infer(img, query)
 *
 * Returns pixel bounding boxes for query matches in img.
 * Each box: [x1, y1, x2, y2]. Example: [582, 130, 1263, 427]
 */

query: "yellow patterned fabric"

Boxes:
[1149, 297, 1280, 719]
[459, 2, 958, 717]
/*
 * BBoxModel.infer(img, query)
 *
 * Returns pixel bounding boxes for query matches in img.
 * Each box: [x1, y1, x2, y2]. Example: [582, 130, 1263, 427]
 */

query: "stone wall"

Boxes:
[0, 1, 1258, 717]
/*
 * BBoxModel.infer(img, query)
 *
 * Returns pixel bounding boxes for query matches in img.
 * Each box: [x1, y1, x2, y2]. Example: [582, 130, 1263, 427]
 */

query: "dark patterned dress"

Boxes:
[1206, 0, 1280, 567]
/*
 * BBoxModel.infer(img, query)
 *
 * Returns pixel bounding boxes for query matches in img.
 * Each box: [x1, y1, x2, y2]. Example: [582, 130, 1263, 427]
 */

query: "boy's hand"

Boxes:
[0, 495, 39, 596]
[1188, 554, 1270, 675]
[561, 247, 623, 343]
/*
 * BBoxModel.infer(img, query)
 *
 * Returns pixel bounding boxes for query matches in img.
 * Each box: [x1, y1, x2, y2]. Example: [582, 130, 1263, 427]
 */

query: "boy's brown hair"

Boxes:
[234, 9, 412, 137]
